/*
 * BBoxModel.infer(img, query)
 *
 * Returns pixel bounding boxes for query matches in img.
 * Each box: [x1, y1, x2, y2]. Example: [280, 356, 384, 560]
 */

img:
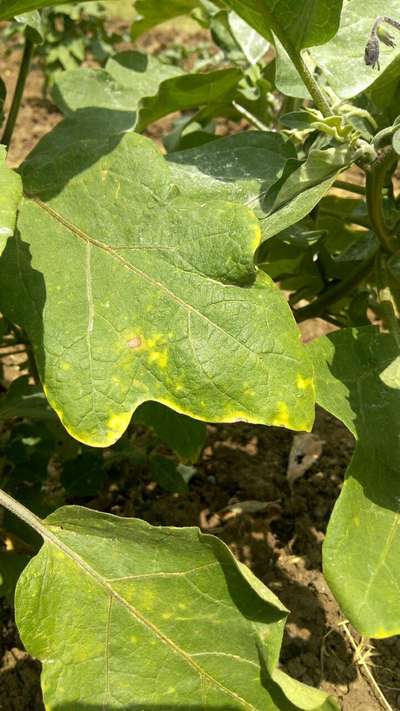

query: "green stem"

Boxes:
[231, 101, 270, 131]
[333, 179, 366, 196]
[281, 46, 331, 116]
[1, 36, 34, 150]
[0, 487, 48, 540]
[294, 254, 376, 322]
[376, 254, 400, 350]
[365, 148, 398, 254]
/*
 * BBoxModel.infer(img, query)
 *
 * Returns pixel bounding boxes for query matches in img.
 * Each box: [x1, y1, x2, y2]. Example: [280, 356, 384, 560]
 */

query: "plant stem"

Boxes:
[288, 50, 332, 117]
[365, 148, 398, 254]
[294, 254, 376, 322]
[1, 36, 34, 150]
[0, 487, 48, 540]
[232, 101, 270, 131]
[333, 179, 366, 196]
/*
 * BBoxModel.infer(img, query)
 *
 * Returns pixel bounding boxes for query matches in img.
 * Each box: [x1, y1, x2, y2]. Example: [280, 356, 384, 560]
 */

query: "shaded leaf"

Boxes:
[0, 128, 314, 447]
[134, 401, 207, 463]
[16, 505, 338, 709]
[0, 146, 23, 255]
[309, 326, 400, 637]
[0, 375, 52, 422]
[150, 454, 189, 493]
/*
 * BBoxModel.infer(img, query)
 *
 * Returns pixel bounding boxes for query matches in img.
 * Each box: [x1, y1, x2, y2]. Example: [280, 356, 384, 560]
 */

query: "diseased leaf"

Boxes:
[16, 505, 338, 709]
[0, 127, 314, 447]
[309, 327, 400, 637]
[134, 401, 207, 463]
[0, 146, 23, 255]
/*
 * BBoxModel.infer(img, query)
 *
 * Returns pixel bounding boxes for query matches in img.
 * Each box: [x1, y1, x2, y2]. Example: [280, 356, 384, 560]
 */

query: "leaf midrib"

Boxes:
[30, 195, 300, 374]
[41, 521, 259, 710]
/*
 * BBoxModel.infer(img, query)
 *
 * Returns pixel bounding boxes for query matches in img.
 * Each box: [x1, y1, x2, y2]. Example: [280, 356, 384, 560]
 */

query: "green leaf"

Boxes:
[228, 11, 270, 65]
[167, 131, 296, 219]
[310, 1, 400, 100]
[135, 67, 242, 133]
[150, 454, 189, 493]
[15, 10, 44, 43]
[52, 51, 242, 133]
[0, 375, 52, 421]
[16, 505, 338, 709]
[309, 326, 400, 637]
[134, 401, 207, 463]
[223, 0, 343, 51]
[52, 51, 182, 118]
[0, 146, 23, 255]
[393, 127, 400, 155]
[61, 450, 106, 498]
[0, 128, 314, 447]
[260, 146, 350, 241]
[0, 77, 6, 127]
[0, 551, 30, 605]
[0, 0, 95, 20]
[131, 0, 199, 39]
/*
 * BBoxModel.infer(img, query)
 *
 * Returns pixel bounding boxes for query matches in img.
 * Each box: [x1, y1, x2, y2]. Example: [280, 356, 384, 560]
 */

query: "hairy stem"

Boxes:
[1, 36, 34, 150]
[365, 148, 398, 253]
[294, 254, 376, 322]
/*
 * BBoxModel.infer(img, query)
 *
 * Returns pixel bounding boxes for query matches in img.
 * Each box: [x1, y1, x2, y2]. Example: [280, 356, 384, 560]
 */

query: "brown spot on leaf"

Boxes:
[128, 336, 142, 350]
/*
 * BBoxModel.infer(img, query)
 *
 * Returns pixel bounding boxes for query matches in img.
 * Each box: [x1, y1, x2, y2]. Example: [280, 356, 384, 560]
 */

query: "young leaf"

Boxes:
[16, 505, 338, 710]
[309, 326, 400, 637]
[0, 146, 23, 255]
[0, 128, 314, 447]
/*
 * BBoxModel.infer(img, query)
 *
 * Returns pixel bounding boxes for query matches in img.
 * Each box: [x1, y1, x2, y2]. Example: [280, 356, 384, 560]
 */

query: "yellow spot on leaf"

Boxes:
[250, 222, 262, 252]
[272, 401, 290, 427]
[107, 412, 131, 434]
[101, 169, 109, 182]
[353, 516, 360, 527]
[296, 374, 313, 390]
[148, 350, 168, 368]
[162, 612, 172, 620]
[61, 362, 71, 371]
